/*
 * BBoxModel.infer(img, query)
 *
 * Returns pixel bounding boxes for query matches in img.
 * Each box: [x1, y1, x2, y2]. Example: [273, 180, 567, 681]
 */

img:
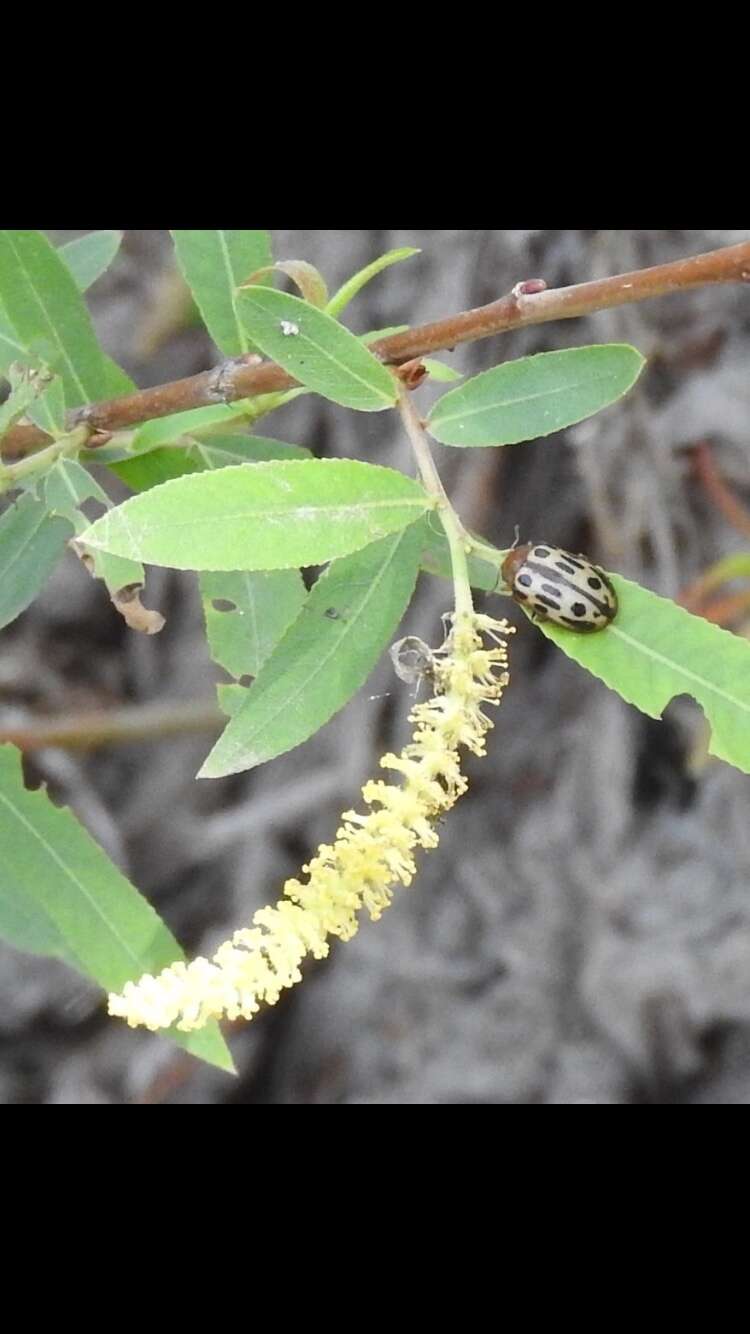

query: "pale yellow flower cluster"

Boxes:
[108, 611, 513, 1033]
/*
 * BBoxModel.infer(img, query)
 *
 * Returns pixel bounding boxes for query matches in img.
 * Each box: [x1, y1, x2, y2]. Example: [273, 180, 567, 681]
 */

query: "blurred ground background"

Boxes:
[2, 228, 750, 1104]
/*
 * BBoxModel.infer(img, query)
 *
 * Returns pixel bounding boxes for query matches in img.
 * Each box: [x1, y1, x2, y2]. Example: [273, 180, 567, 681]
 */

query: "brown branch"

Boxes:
[3, 240, 749, 462]
[690, 439, 750, 541]
[691, 591, 750, 627]
[0, 700, 225, 751]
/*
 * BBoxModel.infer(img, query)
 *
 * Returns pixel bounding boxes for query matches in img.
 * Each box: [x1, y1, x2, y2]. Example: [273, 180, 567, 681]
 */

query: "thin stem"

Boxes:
[3, 239, 749, 462]
[396, 381, 451, 504]
[0, 699, 225, 751]
[396, 383, 474, 618]
[691, 439, 750, 541]
[0, 424, 91, 492]
[466, 533, 507, 570]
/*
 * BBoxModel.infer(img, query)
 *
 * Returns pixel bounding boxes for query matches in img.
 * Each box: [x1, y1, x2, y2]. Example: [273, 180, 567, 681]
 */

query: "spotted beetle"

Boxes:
[501, 543, 618, 632]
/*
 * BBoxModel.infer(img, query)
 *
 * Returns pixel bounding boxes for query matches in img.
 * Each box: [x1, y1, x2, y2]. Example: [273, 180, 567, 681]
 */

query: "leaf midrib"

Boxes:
[88, 495, 427, 543]
[216, 230, 248, 355]
[610, 624, 750, 714]
[241, 291, 395, 405]
[2, 232, 90, 402]
[432, 370, 624, 427]
[0, 786, 151, 971]
[216, 529, 412, 767]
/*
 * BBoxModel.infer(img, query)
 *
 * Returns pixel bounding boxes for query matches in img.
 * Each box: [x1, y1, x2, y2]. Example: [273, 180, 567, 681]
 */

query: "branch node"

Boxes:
[394, 358, 428, 390]
[87, 429, 113, 449]
[207, 354, 263, 404]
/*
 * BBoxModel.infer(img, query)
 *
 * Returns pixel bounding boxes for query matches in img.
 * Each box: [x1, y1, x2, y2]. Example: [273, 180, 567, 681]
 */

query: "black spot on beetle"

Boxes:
[536, 594, 561, 610]
[534, 547, 550, 558]
[517, 573, 532, 588]
[555, 561, 576, 575]
[588, 576, 602, 590]
[571, 602, 587, 617]
[542, 582, 562, 597]
[515, 589, 528, 600]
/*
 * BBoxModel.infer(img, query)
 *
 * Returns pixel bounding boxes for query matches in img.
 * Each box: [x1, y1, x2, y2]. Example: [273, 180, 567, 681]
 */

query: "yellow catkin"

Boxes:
[108, 612, 514, 1032]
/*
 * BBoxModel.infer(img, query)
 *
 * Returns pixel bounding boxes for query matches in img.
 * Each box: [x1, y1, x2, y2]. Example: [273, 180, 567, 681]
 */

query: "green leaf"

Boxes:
[0, 493, 73, 630]
[183, 434, 311, 468]
[132, 404, 269, 453]
[199, 525, 423, 777]
[537, 574, 750, 775]
[326, 248, 420, 319]
[110, 433, 312, 492]
[427, 345, 645, 447]
[0, 304, 26, 370]
[124, 386, 308, 456]
[171, 230, 273, 356]
[235, 287, 398, 411]
[79, 459, 430, 571]
[107, 446, 200, 491]
[123, 386, 309, 461]
[0, 744, 234, 1072]
[58, 231, 123, 292]
[0, 230, 131, 406]
[201, 569, 307, 679]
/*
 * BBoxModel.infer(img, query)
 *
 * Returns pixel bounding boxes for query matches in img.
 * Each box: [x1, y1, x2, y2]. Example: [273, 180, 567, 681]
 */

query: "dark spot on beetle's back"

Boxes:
[534, 546, 550, 558]
[564, 555, 585, 568]
[588, 576, 602, 589]
[515, 589, 528, 600]
[555, 560, 576, 575]
[536, 594, 561, 610]
[517, 573, 532, 588]
[542, 581, 562, 597]
[571, 602, 587, 617]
